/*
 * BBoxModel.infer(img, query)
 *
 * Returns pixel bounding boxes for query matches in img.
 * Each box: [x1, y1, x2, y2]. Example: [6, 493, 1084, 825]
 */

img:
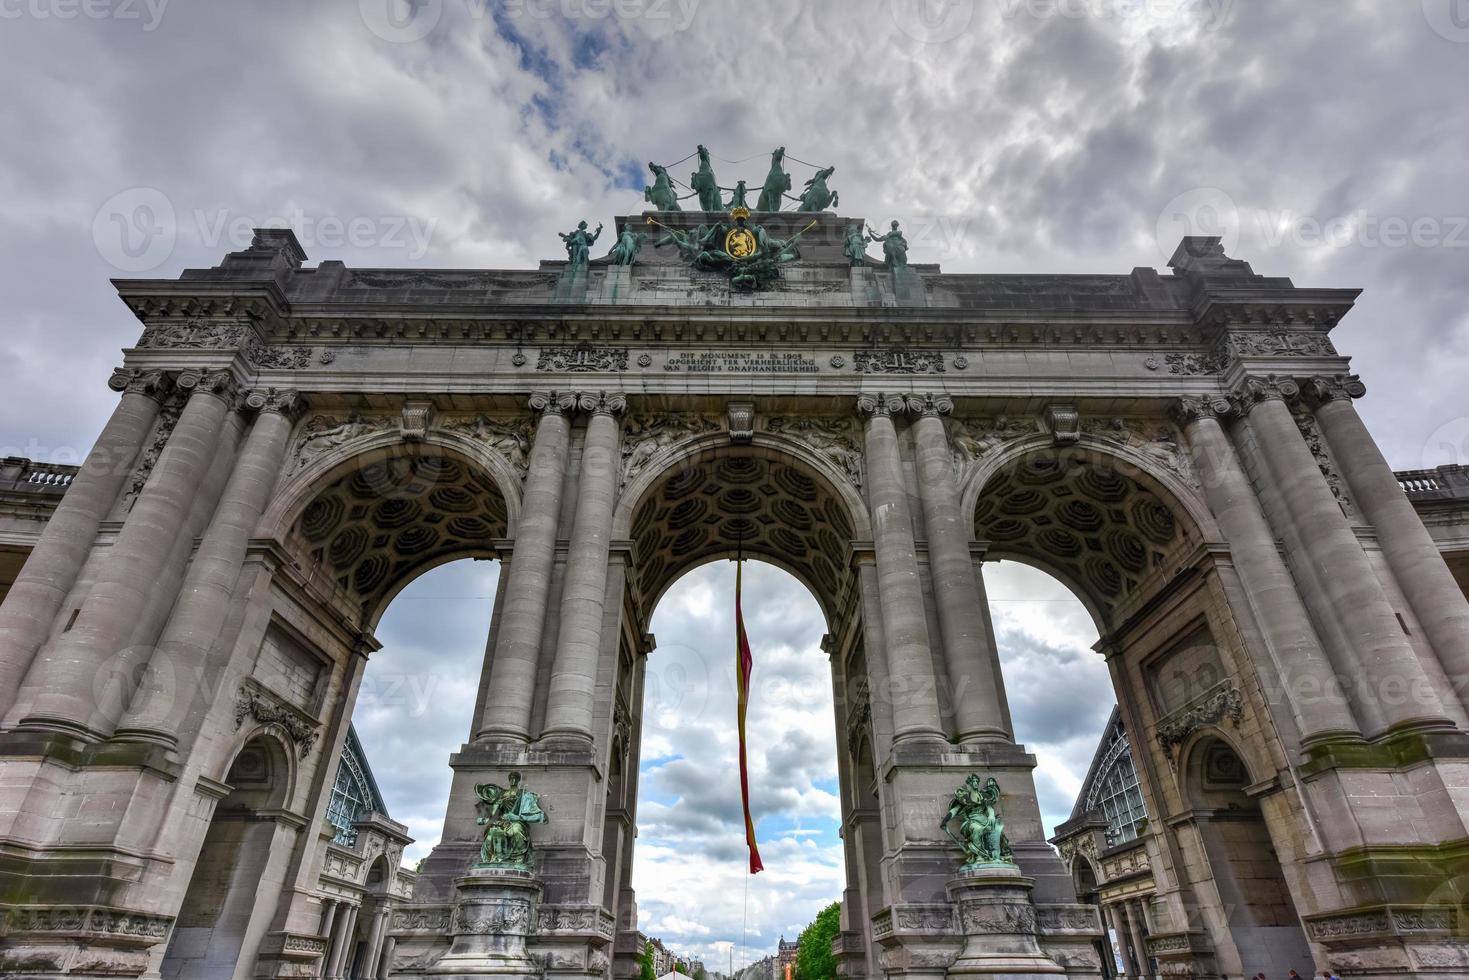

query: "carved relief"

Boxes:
[1080, 417, 1197, 489]
[1164, 351, 1226, 376]
[245, 343, 314, 369]
[853, 348, 945, 374]
[537, 344, 629, 373]
[765, 417, 863, 489]
[1154, 681, 1244, 760]
[136, 319, 254, 350]
[234, 680, 322, 758]
[959, 902, 1036, 935]
[441, 415, 536, 480]
[1294, 410, 1353, 515]
[119, 399, 183, 509]
[290, 413, 395, 474]
[620, 414, 721, 488]
[1224, 330, 1337, 358]
[946, 416, 1038, 477]
[455, 899, 531, 935]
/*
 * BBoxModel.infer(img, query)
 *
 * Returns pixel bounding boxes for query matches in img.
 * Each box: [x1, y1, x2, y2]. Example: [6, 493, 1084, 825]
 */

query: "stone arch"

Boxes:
[963, 436, 1214, 631]
[261, 434, 518, 630]
[614, 432, 871, 624]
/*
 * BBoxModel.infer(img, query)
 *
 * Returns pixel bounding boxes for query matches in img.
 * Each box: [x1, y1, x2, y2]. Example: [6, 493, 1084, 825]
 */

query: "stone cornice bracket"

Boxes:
[401, 399, 436, 440]
[108, 367, 173, 403]
[529, 390, 577, 417]
[578, 390, 627, 418]
[176, 368, 239, 404]
[1169, 395, 1235, 428]
[905, 393, 953, 418]
[1044, 403, 1080, 444]
[1228, 375, 1299, 418]
[1303, 373, 1367, 408]
[855, 392, 909, 419]
[243, 388, 308, 422]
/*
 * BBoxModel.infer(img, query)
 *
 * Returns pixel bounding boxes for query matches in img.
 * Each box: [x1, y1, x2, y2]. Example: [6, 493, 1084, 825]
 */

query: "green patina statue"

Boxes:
[558, 220, 602, 269]
[797, 166, 839, 212]
[941, 775, 1015, 869]
[867, 220, 908, 268]
[473, 772, 547, 869]
[843, 224, 868, 267]
[644, 162, 682, 212]
[756, 146, 790, 212]
[724, 179, 751, 211]
[607, 227, 645, 266]
[691, 144, 722, 212]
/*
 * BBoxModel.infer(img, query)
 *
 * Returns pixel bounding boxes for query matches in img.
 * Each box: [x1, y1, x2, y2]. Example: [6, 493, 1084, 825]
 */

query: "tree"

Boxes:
[694, 966, 708, 980]
[640, 940, 656, 980]
[794, 902, 841, 980]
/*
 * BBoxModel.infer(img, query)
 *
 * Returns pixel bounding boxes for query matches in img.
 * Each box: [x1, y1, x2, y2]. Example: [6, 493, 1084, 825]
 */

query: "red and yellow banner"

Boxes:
[735, 559, 763, 874]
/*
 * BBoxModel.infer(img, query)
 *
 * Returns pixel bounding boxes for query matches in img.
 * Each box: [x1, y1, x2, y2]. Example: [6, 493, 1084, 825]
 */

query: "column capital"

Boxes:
[176, 368, 239, 403]
[907, 392, 953, 418]
[242, 387, 308, 421]
[1304, 373, 1367, 407]
[108, 367, 172, 402]
[529, 389, 577, 417]
[857, 392, 953, 419]
[1169, 394, 1234, 428]
[1228, 374, 1299, 417]
[578, 390, 627, 418]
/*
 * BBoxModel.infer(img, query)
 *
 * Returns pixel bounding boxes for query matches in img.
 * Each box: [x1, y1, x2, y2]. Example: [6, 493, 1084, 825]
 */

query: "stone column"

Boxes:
[1123, 901, 1148, 979]
[909, 396, 1012, 742]
[1105, 904, 1134, 978]
[326, 902, 356, 980]
[317, 900, 340, 979]
[0, 368, 170, 720]
[1173, 396, 1361, 744]
[542, 391, 625, 742]
[362, 906, 388, 979]
[857, 393, 944, 743]
[114, 389, 305, 746]
[15, 369, 239, 740]
[1237, 377, 1454, 735]
[1310, 375, 1469, 702]
[478, 391, 573, 741]
[377, 936, 396, 979]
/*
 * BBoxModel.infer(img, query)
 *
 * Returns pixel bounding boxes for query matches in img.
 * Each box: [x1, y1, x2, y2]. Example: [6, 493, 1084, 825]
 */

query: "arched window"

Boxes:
[325, 725, 386, 845]
[1084, 715, 1148, 844]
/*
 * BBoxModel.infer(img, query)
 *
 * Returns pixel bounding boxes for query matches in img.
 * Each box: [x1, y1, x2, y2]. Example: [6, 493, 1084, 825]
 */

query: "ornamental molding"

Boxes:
[440, 414, 536, 480]
[946, 416, 1040, 478]
[1154, 680, 1243, 760]
[853, 348, 946, 374]
[234, 678, 322, 758]
[536, 905, 616, 940]
[245, 342, 315, 370]
[765, 416, 864, 490]
[177, 368, 239, 402]
[121, 405, 181, 506]
[109, 367, 173, 401]
[390, 907, 453, 933]
[1304, 373, 1367, 405]
[454, 898, 531, 936]
[349, 271, 503, 290]
[1034, 905, 1101, 935]
[536, 343, 628, 373]
[620, 414, 721, 488]
[1294, 410, 1353, 515]
[1078, 417, 1197, 490]
[3, 906, 174, 943]
[1169, 395, 1234, 427]
[844, 677, 873, 757]
[136, 318, 257, 351]
[290, 413, 395, 475]
[1305, 906, 1457, 942]
[244, 388, 307, 422]
[1223, 329, 1338, 359]
[959, 901, 1036, 936]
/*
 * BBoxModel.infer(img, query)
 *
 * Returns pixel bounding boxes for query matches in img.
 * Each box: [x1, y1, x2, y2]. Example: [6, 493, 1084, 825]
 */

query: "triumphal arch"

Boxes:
[2, 156, 1469, 979]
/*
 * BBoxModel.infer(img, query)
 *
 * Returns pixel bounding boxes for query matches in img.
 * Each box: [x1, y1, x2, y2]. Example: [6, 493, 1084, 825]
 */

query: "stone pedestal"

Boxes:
[429, 868, 541, 979]
[946, 867, 1066, 978]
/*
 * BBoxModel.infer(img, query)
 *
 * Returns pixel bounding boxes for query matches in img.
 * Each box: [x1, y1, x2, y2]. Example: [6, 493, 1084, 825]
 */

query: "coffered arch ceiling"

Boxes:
[289, 451, 508, 626]
[974, 450, 1196, 625]
[629, 448, 855, 623]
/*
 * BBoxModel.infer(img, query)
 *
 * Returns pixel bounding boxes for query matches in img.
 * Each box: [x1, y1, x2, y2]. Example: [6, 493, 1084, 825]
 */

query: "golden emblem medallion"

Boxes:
[725, 227, 757, 259]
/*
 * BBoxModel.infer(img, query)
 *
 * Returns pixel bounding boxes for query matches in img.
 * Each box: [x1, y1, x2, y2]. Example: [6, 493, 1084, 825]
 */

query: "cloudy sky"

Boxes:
[3, 0, 1468, 969]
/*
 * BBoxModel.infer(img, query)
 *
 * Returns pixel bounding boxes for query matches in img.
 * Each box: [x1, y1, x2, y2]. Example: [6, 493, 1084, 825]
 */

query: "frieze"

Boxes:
[1224, 330, 1337, 358]
[4, 906, 173, 942]
[391, 907, 453, 933]
[290, 413, 395, 474]
[765, 416, 863, 489]
[455, 899, 531, 935]
[1079, 417, 1197, 489]
[349, 271, 501, 290]
[1035, 905, 1101, 934]
[537, 343, 628, 373]
[621, 414, 722, 487]
[1155, 681, 1244, 760]
[280, 934, 328, 954]
[1162, 351, 1227, 376]
[234, 679, 322, 758]
[946, 416, 1040, 477]
[136, 319, 254, 350]
[960, 902, 1036, 935]
[661, 351, 820, 374]
[441, 414, 536, 480]
[245, 342, 314, 370]
[1305, 906, 1457, 941]
[853, 348, 945, 374]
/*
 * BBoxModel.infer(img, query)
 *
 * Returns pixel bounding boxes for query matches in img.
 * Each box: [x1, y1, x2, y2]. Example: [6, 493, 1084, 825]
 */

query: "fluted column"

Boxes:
[1174, 396, 1361, 744]
[0, 368, 171, 721]
[316, 900, 340, 979]
[478, 391, 573, 741]
[1237, 376, 1453, 734]
[857, 393, 944, 743]
[1309, 375, 1469, 709]
[362, 906, 388, 979]
[543, 391, 624, 741]
[114, 389, 305, 746]
[909, 395, 1012, 742]
[15, 369, 239, 739]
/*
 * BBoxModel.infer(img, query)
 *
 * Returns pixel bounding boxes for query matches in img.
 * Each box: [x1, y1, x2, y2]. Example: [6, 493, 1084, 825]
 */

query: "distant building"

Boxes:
[777, 935, 799, 977]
